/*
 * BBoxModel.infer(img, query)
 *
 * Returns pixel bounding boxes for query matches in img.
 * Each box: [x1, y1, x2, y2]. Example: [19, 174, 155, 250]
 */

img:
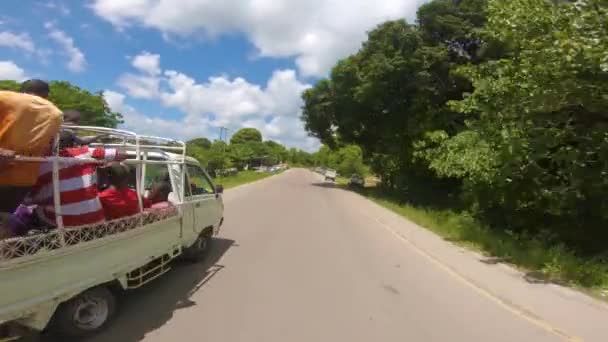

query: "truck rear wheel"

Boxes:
[49, 286, 116, 338]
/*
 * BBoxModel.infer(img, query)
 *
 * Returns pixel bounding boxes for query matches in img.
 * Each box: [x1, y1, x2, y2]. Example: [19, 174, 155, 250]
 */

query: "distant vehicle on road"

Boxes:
[324, 169, 337, 182]
[348, 174, 365, 187]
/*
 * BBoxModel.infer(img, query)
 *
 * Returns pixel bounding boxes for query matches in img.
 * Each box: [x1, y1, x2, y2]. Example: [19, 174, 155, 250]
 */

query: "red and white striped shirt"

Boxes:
[28, 147, 118, 227]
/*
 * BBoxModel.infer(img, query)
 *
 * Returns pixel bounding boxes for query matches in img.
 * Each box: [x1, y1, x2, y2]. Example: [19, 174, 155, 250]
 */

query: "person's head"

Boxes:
[107, 162, 130, 189]
[20, 79, 50, 99]
[148, 181, 171, 203]
[58, 130, 77, 149]
[63, 110, 81, 125]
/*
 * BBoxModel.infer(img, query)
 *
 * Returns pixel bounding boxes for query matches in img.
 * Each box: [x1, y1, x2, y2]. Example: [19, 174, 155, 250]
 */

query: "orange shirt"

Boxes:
[0, 91, 63, 186]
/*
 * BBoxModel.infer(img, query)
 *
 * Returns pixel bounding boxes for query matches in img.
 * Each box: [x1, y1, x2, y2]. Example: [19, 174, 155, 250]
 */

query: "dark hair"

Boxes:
[149, 181, 171, 202]
[58, 130, 77, 149]
[20, 79, 50, 98]
[108, 163, 130, 189]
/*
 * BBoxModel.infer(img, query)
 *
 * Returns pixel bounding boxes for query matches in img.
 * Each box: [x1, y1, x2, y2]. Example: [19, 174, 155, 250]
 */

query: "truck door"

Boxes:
[185, 164, 222, 234]
[167, 163, 194, 237]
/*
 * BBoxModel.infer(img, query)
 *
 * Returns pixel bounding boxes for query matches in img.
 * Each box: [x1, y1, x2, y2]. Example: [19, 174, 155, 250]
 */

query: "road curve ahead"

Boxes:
[89, 169, 608, 342]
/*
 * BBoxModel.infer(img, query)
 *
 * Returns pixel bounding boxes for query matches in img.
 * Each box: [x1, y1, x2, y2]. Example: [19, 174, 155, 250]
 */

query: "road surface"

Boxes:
[83, 169, 608, 342]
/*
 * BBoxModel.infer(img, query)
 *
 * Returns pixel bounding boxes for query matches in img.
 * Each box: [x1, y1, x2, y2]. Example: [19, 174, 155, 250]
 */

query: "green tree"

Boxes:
[336, 145, 367, 176]
[187, 137, 212, 150]
[310, 145, 366, 175]
[206, 140, 232, 175]
[295, 150, 314, 166]
[263, 140, 288, 165]
[230, 143, 255, 170]
[301, 0, 499, 191]
[303, 0, 608, 252]
[0, 80, 19, 91]
[418, 0, 608, 249]
[186, 137, 214, 167]
[230, 128, 263, 145]
[49, 81, 123, 127]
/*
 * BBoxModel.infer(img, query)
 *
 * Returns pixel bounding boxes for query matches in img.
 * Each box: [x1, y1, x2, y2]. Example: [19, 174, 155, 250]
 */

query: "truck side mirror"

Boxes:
[215, 185, 224, 194]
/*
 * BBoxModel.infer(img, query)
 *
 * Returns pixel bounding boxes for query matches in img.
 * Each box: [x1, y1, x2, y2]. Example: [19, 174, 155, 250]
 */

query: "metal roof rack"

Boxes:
[63, 125, 186, 157]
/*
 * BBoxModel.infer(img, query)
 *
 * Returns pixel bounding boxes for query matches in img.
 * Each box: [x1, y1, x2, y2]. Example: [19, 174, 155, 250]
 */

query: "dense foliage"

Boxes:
[313, 145, 368, 176]
[0, 80, 123, 127]
[186, 128, 313, 176]
[301, 0, 608, 253]
[229, 127, 263, 145]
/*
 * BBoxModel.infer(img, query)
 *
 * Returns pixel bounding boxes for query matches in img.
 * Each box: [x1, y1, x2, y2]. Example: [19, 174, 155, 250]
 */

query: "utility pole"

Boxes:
[219, 127, 228, 144]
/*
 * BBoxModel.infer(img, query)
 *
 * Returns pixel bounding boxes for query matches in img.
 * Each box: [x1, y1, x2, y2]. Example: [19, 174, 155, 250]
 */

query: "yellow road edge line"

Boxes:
[367, 214, 584, 342]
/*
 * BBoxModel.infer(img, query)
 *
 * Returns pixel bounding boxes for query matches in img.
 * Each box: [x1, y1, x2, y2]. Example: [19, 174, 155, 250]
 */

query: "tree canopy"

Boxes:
[230, 128, 263, 145]
[312, 145, 367, 176]
[187, 137, 212, 150]
[301, 0, 608, 252]
[186, 127, 311, 176]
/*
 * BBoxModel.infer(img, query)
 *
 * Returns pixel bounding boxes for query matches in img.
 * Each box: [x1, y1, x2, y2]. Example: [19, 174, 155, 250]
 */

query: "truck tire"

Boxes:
[183, 232, 212, 262]
[49, 286, 116, 338]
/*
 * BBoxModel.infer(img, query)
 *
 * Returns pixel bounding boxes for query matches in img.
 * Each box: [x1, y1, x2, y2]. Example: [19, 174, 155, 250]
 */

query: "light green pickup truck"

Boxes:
[0, 126, 224, 339]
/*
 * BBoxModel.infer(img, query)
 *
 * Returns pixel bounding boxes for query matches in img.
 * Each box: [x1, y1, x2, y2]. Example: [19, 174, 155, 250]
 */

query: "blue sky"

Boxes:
[0, 0, 426, 150]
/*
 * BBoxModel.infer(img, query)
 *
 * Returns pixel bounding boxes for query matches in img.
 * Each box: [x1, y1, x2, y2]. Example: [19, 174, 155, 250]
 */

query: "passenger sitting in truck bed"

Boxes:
[99, 163, 151, 220]
[25, 129, 125, 228]
[146, 181, 173, 209]
[0, 85, 63, 214]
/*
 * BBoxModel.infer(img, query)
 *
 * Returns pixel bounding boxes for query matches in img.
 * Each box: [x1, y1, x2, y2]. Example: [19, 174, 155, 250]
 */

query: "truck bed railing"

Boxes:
[0, 206, 178, 265]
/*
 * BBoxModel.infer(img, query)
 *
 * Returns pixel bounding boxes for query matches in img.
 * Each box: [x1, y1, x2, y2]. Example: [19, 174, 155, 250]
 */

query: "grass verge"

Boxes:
[345, 184, 608, 295]
[214, 170, 281, 189]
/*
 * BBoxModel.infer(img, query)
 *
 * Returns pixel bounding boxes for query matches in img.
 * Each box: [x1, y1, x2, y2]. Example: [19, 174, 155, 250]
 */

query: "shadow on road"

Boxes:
[310, 181, 339, 189]
[34, 238, 235, 342]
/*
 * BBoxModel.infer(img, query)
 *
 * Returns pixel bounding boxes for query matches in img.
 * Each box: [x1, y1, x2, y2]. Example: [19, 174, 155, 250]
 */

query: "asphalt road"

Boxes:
[84, 169, 608, 342]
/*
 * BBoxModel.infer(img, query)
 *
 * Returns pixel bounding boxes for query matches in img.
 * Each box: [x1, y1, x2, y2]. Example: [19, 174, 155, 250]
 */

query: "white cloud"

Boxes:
[0, 60, 27, 80]
[158, 67, 312, 142]
[160, 68, 309, 122]
[45, 22, 86, 72]
[43, 1, 71, 16]
[0, 31, 36, 53]
[104, 89, 214, 140]
[91, 0, 428, 77]
[117, 73, 160, 99]
[103, 90, 135, 116]
[110, 54, 318, 150]
[116, 52, 162, 98]
[131, 51, 160, 75]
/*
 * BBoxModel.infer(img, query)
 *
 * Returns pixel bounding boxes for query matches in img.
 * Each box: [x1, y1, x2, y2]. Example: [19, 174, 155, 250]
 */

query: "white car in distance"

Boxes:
[324, 169, 337, 182]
